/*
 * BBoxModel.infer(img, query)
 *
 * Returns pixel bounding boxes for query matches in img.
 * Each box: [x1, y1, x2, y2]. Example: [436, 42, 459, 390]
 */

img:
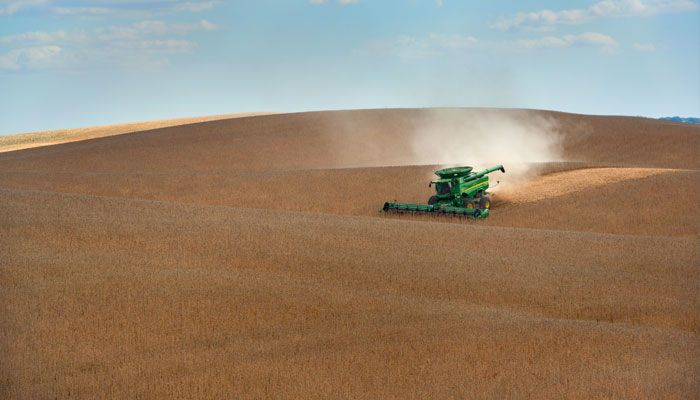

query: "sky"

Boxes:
[0, 0, 698, 133]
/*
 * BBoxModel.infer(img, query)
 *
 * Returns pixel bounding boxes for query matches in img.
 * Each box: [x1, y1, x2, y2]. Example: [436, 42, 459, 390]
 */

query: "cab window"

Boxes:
[436, 182, 451, 195]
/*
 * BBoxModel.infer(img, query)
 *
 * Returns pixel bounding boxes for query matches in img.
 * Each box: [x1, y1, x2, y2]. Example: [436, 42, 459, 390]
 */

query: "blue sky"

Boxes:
[0, 0, 698, 133]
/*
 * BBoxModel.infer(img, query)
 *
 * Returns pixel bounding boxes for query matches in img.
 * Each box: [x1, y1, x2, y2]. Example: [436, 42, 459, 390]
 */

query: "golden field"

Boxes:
[0, 112, 273, 154]
[1, 108, 698, 398]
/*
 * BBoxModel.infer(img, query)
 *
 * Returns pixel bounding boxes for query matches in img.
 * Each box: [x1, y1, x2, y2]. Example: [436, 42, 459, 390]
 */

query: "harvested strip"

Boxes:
[498, 167, 671, 204]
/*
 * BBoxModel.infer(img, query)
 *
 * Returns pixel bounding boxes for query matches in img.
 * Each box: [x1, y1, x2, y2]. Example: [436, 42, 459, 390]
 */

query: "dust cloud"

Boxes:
[408, 108, 564, 194]
[326, 108, 564, 191]
[408, 109, 562, 168]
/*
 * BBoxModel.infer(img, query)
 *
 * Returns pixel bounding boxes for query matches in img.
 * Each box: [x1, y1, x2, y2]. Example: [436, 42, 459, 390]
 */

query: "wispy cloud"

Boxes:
[1, 0, 221, 17]
[109, 39, 195, 53]
[494, 0, 699, 31]
[0, 29, 85, 44]
[96, 19, 216, 41]
[519, 32, 618, 52]
[0, 18, 216, 70]
[51, 5, 116, 15]
[0, 44, 61, 70]
[0, 0, 50, 16]
[174, 1, 218, 12]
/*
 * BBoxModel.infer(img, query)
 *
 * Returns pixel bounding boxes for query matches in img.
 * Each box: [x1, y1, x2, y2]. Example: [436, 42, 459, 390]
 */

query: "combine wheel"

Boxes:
[462, 196, 474, 209]
[479, 196, 492, 210]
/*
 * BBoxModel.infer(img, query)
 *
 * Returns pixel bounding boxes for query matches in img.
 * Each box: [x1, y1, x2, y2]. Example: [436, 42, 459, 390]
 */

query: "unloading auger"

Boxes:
[382, 165, 505, 219]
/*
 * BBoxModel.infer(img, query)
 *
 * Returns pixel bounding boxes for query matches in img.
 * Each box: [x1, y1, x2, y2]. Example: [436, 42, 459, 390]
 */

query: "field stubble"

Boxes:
[1, 109, 699, 399]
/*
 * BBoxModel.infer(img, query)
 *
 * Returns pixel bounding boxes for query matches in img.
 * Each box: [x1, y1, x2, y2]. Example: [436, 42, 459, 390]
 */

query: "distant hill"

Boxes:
[659, 116, 700, 124]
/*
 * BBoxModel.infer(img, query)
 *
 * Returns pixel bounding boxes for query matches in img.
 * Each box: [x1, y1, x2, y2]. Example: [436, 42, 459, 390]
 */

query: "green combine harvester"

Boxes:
[382, 165, 506, 219]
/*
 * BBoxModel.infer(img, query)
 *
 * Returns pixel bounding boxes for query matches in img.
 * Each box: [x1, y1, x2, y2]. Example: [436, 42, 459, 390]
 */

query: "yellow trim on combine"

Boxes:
[465, 180, 487, 192]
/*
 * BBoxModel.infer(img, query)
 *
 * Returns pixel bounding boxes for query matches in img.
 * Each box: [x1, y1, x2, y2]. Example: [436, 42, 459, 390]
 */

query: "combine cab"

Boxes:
[382, 165, 505, 218]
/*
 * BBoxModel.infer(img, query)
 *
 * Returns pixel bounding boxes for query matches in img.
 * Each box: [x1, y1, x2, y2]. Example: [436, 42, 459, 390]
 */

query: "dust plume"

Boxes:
[408, 108, 562, 169]
[326, 108, 564, 192]
[408, 108, 564, 196]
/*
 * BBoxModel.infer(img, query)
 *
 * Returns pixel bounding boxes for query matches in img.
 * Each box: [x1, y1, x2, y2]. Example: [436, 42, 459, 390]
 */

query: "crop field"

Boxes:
[1, 108, 698, 398]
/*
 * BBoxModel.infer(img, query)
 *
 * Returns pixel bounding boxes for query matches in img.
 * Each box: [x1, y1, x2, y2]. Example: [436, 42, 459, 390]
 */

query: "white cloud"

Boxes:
[174, 1, 219, 12]
[111, 39, 196, 53]
[0, 0, 49, 16]
[199, 19, 217, 31]
[519, 32, 618, 51]
[95, 19, 214, 41]
[1, 31, 58, 43]
[0, 18, 216, 71]
[0, 2, 219, 71]
[0, 44, 61, 70]
[0, 29, 87, 44]
[51, 6, 114, 16]
[1, 0, 222, 17]
[494, 0, 699, 30]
